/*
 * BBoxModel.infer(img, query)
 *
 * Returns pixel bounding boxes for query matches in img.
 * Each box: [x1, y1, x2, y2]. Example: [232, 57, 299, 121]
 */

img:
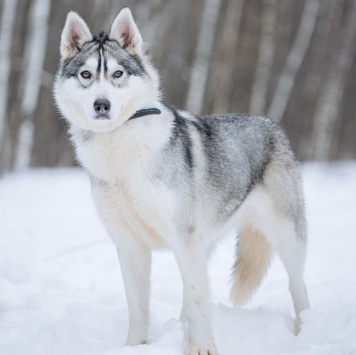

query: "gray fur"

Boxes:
[154, 105, 305, 235]
[60, 32, 145, 79]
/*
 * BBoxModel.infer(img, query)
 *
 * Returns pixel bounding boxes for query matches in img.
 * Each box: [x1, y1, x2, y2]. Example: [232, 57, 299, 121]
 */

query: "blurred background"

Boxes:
[0, 0, 355, 174]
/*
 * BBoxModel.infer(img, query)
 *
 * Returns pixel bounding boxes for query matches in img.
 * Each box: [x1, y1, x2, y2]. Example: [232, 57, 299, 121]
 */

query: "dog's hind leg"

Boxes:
[257, 158, 310, 333]
[264, 164, 310, 333]
[230, 183, 310, 333]
[272, 218, 310, 333]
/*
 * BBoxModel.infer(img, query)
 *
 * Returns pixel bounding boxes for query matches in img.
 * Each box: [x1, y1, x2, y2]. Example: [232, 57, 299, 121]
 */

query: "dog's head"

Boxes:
[54, 8, 160, 133]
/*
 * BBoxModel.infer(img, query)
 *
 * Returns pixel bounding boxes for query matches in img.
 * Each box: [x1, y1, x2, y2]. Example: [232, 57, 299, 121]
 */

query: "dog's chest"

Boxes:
[93, 172, 176, 249]
[75, 127, 178, 248]
[74, 133, 138, 182]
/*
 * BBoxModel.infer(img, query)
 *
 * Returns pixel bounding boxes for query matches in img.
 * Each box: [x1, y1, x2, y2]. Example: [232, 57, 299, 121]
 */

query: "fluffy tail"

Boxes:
[230, 224, 273, 305]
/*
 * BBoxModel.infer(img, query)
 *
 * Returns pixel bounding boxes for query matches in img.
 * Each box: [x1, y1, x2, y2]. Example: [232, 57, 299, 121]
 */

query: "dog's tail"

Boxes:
[230, 224, 273, 305]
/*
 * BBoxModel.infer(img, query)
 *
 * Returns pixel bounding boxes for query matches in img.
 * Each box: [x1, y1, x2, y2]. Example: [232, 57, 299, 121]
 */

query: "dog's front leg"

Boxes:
[174, 243, 218, 355]
[116, 238, 151, 346]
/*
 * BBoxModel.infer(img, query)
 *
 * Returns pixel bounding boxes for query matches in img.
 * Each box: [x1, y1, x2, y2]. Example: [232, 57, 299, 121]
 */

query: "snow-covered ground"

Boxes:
[0, 162, 355, 355]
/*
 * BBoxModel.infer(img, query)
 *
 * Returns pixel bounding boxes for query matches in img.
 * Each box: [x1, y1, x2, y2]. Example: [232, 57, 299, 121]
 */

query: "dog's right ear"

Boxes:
[60, 11, 92, 59]
[109, 7, 144, 56]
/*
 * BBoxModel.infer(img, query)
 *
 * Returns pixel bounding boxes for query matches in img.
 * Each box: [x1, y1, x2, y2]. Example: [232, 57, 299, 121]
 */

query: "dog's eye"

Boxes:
[113, 70, 123, 79]
[80, 70, 92, 79]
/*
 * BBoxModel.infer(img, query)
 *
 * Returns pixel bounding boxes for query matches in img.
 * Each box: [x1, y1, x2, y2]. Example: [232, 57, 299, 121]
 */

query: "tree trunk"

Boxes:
[311, 1, 356, 160]
[268, 0, 320, 122]
[185, 0, 222, 115]
[15, 0, 51, 171]
[249, 0, 277, 115]
[0, 0, 18, 149]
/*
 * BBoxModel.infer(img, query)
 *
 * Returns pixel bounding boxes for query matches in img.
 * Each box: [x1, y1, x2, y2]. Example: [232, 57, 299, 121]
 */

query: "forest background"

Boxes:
[0, 0, 355, 173]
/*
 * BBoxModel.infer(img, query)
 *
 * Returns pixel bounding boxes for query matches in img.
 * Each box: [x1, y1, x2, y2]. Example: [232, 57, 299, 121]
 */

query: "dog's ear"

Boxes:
[60, 11, 92, 59]
[109, 7, 144, 56]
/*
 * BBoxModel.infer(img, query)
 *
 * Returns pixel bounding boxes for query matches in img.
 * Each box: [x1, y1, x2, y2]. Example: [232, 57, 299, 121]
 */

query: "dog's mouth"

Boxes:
[94, 113, 111, 120]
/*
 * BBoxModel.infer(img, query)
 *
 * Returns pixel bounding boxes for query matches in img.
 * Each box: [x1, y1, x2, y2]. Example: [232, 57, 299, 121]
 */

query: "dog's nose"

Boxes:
[94, 99, 111, 116]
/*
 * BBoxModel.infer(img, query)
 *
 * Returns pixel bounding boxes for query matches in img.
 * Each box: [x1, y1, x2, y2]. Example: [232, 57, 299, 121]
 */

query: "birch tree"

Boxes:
[185, 0, 221, 114]
[268, 0, 320, 122]
[311, 1, 356, 160]
[0, 0, 18, 146]
[15, 0, 51, 170]
[298, 0, 340, 158]
[211, 0, 244, 114]
[249, 0, 277, 114]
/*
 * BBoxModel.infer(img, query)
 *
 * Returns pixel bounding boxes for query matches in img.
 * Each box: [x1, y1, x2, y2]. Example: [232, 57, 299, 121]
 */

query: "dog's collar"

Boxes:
[128, 108, 161, 121]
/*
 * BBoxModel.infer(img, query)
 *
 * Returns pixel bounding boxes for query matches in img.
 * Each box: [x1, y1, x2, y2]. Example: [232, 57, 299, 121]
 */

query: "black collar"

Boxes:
[128, 108, 161, 121]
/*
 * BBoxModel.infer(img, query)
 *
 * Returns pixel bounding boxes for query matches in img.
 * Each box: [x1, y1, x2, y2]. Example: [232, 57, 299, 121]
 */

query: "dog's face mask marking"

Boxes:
[54, 9, 156, 133]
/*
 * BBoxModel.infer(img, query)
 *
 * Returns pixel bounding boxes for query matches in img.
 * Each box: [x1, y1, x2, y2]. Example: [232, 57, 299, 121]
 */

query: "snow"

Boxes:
[0, 162, 356, 354]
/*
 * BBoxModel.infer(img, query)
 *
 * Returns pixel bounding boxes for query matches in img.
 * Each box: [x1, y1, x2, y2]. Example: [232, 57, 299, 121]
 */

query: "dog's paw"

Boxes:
[125, 325, 147, 346]
[179, 308, 188, 323]
[187, 342, 218, 355]
[125, 338, 147, 346]
[295, 315, 302, 335]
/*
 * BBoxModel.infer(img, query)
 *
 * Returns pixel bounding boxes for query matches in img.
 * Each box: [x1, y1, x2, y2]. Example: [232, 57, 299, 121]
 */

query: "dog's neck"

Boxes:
[70, 104, 174, 183]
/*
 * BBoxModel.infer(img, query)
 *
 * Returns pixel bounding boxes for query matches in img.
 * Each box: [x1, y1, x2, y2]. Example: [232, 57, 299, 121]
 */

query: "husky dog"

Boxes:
[54, 7, 310, 354]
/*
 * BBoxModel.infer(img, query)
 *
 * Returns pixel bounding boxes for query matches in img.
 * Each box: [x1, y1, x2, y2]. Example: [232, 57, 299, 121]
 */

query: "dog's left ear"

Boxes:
[109, 7, 144, 56]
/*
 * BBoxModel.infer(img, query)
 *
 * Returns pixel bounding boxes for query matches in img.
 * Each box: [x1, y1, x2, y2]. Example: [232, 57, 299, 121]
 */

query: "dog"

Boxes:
[54, 7, 310, 354]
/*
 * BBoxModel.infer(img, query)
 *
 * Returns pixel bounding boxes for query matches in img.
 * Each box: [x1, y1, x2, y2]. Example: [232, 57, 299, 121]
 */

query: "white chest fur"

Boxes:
[72, 114, 172, 180]
[92, 175, 177, 249]
[71, 117, 178, 248]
